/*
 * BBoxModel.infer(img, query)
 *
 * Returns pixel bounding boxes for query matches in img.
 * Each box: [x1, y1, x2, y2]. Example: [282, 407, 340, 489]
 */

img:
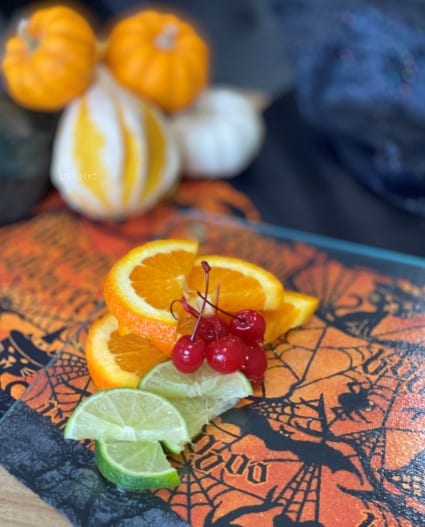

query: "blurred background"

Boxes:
[0, 0, 295, 94]
[1, 0, 425, 257]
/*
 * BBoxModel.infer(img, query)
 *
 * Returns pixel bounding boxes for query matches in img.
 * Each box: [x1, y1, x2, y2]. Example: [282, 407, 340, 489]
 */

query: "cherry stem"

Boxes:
[214, 284, 221, 313]
[181, 296, 200, 318]
[170, 297, 191, 320]
[196, 291, 246, 322]
[190, 261, 211, 341]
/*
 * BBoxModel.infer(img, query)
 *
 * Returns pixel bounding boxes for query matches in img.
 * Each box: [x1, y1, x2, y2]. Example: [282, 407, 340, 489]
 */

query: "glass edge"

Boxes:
[178, 209, 425, 268]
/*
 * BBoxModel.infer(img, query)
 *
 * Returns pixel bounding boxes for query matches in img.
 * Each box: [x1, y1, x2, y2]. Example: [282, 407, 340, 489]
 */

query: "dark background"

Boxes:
[1, 0, 424, 258]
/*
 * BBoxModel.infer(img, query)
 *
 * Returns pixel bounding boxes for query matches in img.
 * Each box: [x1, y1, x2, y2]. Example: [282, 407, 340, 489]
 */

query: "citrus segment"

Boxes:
[95, 439, 180, 490]
[64, 388, 190, 447]
[284, 290, 319, 328]
[263, 291, 319, 342]
[187, 255, 284, 313]
[263, 301, 298, 343]
[103, 239, 199, 351]
[85, 313, 168, 389]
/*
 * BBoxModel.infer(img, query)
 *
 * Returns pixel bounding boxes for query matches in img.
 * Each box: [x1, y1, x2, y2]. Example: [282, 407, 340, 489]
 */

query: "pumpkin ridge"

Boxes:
[73, 98, 111, 208]
[134, 51, 166, 99]
[43, 30, 96, 49]
[27, 60, 69, 102]
[170, 60, 194, 110]
[39, 48, 94, 76]
[120, 47, 157, 82]
[6, 69, 35, 106]
[178, 52, 206, 92]
[43, 7, 95, 37]
[116, 105, 145, 208]
[140, 104, 167, 202]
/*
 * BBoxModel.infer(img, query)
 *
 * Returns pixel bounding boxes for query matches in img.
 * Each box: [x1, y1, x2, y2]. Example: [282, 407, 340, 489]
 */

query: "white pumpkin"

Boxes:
[51, 66, 180, 220]
[170, 88, 265, 178]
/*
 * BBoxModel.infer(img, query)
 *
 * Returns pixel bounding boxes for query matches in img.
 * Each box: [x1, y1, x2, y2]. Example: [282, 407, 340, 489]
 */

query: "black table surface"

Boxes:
[233, 90, 425, 259]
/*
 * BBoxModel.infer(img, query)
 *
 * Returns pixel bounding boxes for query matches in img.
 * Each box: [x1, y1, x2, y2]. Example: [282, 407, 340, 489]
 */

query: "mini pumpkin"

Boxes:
[170, 88, 265, 178]
[1, 5, 97, 111]
[51, 67, 180, 220]
[105, 10, 209, 113]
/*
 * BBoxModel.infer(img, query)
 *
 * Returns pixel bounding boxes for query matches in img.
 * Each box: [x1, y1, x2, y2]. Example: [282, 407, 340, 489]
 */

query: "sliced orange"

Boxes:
[103, 239, 199, 352]
[284, 290, 319, 328]
[263, 290, 319, 343]
[103, 238, 317, 354]
[86, 313, 168, 389]
[187, 255, 284, 313]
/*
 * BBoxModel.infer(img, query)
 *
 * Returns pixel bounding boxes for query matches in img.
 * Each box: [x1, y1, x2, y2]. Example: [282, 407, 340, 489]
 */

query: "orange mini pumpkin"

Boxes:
[1, 6, 97, 111]
[105, 10, 209, 113]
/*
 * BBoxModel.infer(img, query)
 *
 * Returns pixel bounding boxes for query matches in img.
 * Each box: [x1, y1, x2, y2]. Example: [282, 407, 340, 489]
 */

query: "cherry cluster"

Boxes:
[170, 261, 268, 383]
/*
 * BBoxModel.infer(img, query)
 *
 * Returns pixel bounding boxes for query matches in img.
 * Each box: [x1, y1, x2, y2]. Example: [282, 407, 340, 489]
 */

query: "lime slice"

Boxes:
[139, 361, 253, 452]
[168, 396, 242, 439]
[139, 360, 253, 399]
[64, 388, 190, 446]
[95, 440, 180, 490]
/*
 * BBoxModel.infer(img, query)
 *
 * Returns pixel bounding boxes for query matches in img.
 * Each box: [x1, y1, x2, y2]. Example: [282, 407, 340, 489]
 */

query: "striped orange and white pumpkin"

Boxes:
[51, 66, 180, 220]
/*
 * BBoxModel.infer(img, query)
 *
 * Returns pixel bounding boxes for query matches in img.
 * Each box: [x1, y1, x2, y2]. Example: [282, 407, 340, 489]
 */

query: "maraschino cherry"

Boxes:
[171, 261, 211, 373]
[206, 334, 246, 373]
[171, 259, 269, 381]
[229, 309, 266, 342]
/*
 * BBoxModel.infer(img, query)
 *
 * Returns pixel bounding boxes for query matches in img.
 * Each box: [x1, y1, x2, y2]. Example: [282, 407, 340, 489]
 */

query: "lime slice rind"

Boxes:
[95, 439, 180, 491]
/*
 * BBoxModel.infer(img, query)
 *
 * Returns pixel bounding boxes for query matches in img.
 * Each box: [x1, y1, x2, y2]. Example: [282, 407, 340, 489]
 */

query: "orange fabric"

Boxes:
[2, 187, 424, 527]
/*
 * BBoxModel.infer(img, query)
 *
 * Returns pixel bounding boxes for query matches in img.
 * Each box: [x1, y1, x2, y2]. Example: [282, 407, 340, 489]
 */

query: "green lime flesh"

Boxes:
[64, 388, 190, 446]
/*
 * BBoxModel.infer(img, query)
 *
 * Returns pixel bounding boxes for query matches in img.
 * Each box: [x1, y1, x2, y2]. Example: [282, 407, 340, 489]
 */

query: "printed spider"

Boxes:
[331, 381, 390, 423]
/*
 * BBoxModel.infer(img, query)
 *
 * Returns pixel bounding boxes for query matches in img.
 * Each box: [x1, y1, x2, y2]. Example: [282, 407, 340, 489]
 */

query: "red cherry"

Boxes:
[198, 315, 229, 343]
[172, 335, 206, 373]
[230, 309, 266, 342]
[206, 334, 246, 373]
[240, 341, 268, 382]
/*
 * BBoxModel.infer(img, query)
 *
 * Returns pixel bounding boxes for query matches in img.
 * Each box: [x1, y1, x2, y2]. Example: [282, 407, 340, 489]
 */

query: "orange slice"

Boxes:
[86, 313, 168, 389]
[187, 255, 284, 313]
[263, 290, 319, 342]
[103, 238, 317, 354]
[103, 239, 199, 352]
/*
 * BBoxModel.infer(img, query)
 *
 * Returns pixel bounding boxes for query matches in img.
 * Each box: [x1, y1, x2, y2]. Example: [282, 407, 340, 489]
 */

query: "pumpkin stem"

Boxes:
[17, 19, 39, 52]
[155, 23, 178, 50]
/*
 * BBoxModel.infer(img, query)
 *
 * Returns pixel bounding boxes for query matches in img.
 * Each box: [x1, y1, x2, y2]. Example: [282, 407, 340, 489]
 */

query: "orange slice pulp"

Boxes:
[86, 312, 169, 389]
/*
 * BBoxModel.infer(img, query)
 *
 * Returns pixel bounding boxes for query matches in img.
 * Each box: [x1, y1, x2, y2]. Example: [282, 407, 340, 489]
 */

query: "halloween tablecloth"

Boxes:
[0, 181, 424, 527]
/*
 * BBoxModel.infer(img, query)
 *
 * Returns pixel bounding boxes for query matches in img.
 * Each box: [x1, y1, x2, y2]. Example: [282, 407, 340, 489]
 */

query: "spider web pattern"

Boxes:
[2, 213, 425, 527]
[149, 235, 425, 527]
[21, 309, 103, 428]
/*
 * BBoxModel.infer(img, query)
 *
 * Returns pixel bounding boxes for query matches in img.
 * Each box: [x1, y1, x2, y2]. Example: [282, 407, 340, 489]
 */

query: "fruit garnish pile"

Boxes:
[65, 239, 318, 490]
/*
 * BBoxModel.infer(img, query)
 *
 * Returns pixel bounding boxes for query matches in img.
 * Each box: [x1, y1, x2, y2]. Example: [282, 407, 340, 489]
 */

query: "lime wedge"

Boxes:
[139, 360, 253, 399]
[168, 396, 242, 438]
[139, 361, 253, 452]
[95, 440, 180, 490]
[64, 388, 190, 446]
